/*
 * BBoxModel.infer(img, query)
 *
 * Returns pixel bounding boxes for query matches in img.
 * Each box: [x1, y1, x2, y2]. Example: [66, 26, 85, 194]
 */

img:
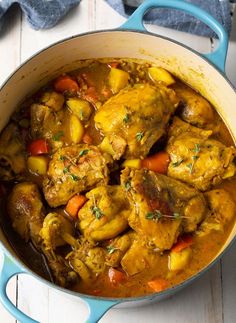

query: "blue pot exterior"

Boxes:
[0, 1, 231, 322]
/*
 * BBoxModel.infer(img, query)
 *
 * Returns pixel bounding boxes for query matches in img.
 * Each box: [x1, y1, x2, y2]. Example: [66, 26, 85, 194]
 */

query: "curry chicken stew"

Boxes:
[1, 59, 236, 297]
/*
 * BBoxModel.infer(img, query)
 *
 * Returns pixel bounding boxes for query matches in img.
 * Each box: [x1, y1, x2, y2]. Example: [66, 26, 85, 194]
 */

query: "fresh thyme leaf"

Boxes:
[155, 210, 163, 219]
[172, 159, 183, 167]
[124, 181, 131, 191]
[193, 143, 200, 153]
[186, 163, 193, 173]
[136, 132, 144, 141]
[79, 110, 84, 120]
[70, 174, 79, 181]
[123, 114, 129, 123]
[146, 210, 162, 221]
[53, 131, 64, 141]
[145, 212, 155, 220]
[63, 167, 69, 174]
[107, 246, 119, 254]
[79, 149, 90, 157]
[173, 212, 181, 219]
[91, 206, 103, 219]
[59, 155, 66, 161]
[192, 155, 199, 161]
[146, 210, 185, 221]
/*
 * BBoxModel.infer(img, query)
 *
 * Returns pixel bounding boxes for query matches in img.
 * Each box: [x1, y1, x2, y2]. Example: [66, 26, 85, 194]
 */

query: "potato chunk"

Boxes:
[108, 68, 129, 94]
[169, 247, 191, 271]
[67, 98, 92, 121]
[148, 67, 175, 86]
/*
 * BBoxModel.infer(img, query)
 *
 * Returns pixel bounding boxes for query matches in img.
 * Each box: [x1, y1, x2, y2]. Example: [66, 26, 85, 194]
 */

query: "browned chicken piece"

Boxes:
[30, 103, 66, 151]
[40, 212, 75, 251]
[43, 144, 110, 207]
[66, 238, 106, 282]
[40, 91, 65, 111]
[106, 230, 162, 276]
[167, 117, 236, 191]
[7, 184, 78, 287]
[121, 238, 162, 276]
[7, 182, 45, 246]
[39, 212, 93, 285]
[46, 255, 78, 287]
[197, 189, 235, 236]
[121, 168, 207, 250]
[173, 83, 216, 128]
[94, 84, 179, 159]
[105, 231, 135, 267]
[78, 185, 130, 241]
[0, 123, 27, 181]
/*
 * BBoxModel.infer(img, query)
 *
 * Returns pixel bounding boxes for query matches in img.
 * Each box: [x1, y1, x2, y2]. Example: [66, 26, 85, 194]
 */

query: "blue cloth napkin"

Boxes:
[0, 0, 81, 30]
[105, 0, 233, 37]
[0, 0, 234, 37]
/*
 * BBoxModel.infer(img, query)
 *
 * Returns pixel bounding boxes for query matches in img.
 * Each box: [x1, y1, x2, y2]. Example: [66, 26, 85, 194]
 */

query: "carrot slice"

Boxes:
[148, 278, 168, 292]
[171, 235, 193, 253]
[65, 194, 87, 218]
[54, 75, 79, 93]
[108, 268, 126, 285]
[27, 139, 49, 155]
[82, 133, 93, 144]
[141, 151, 170, 174]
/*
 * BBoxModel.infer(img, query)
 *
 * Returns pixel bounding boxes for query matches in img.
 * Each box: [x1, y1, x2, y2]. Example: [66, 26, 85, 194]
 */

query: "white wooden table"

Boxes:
[1, 1, 236, 322]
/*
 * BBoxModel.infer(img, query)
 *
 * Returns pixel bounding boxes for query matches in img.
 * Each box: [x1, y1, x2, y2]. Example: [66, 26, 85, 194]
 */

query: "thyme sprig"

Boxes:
[172, 159, 184, 167]
[91, 206, 103, 219]
[123, 114, 130, 123]
[91, 194, 104, 220]
[187, 143, 201, 174]
[53, 131, 64, 141]
[136, 132, 144, 141]
[124, 180, 131, 191]
[79, 149, 90, 157]
[107, 246, 119, 254]
[145, 210, 188, 222]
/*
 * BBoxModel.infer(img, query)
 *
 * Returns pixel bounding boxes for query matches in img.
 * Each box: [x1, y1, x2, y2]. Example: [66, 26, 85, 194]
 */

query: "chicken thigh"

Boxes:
[167, 117, 236, 191]
[7, 182, 45, 246]
[94, 84, 179, 159]
[78, 185, 130, 241]
[43, 144, 110, 207]
[121, 168, 207, 250]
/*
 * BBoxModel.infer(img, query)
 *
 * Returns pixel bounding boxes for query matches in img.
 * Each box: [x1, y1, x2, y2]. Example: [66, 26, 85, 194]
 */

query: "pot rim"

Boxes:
[1, 28, 236, 303]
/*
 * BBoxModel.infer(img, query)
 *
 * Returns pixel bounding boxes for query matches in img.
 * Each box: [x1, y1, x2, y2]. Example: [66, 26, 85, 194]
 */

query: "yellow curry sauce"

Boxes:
[1, 59, 236, 298]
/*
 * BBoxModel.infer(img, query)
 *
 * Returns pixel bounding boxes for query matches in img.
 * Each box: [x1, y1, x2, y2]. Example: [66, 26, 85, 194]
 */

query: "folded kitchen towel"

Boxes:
[105, 0, 235, 37]
[0, 0, 81, 30]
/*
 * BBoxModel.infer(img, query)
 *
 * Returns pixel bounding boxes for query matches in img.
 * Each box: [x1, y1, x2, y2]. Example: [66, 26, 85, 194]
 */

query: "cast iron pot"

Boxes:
[0, 0, 235, 322]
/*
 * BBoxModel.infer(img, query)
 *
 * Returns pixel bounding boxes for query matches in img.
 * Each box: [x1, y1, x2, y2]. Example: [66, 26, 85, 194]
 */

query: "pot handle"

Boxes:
[84, 297, 120, 323]
[120, 0, 228, 72]
[0, 253, 39, 323]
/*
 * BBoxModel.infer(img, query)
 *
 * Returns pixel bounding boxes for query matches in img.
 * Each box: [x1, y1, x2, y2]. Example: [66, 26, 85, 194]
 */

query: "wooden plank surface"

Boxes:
[0, 6, 22, 323]
[0, 1, 235, 322]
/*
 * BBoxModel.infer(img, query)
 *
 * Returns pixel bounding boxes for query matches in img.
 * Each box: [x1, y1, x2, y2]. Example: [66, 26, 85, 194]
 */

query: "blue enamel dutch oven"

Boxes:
[1, 0, 236, 322]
